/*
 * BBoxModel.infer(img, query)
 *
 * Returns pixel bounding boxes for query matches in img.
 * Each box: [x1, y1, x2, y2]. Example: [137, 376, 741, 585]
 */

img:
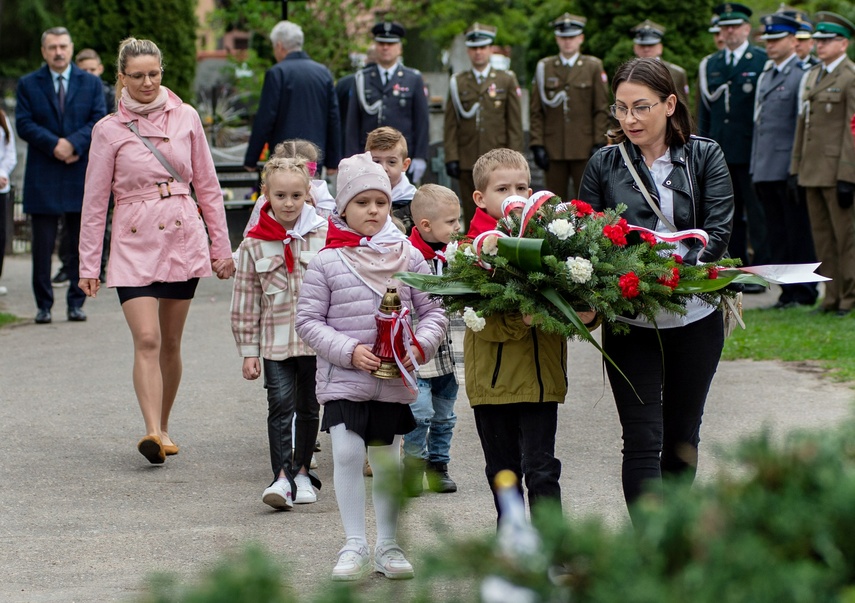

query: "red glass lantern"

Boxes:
[371, 287, 408, 379]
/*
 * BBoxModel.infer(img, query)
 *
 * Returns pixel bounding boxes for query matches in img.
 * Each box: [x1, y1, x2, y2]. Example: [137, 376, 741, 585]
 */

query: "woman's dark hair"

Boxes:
[608, 57, 693, 147]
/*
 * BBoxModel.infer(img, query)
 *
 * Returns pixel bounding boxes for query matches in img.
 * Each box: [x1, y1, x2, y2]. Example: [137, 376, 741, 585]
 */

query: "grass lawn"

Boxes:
[0, 312, 20, 328]
[723, 306, 855, 384]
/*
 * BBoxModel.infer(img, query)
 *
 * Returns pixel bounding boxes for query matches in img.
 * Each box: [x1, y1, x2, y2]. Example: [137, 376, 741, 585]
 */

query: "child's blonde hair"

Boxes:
[411, 184, 460, 223]
[273, 139, 321, 162]
[262, 157, 312, 191]
[472, 148, 530, 192]
[365, 126, 408, 159]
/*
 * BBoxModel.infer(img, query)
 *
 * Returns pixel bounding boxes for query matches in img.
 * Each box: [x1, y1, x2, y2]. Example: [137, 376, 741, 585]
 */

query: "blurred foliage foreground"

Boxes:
[139, 416, 855, 603]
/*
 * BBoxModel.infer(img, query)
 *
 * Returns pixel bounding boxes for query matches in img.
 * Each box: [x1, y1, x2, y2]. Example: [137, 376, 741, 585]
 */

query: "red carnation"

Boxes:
[603, 224, 628, 246]
[658, 267, 681, 290]
[640, 231, 657, 245]
[619, 272, 641, 298]
[571, 199, 594, 216]
[672, 254, 684, 264]
[708, 266, 719, 279]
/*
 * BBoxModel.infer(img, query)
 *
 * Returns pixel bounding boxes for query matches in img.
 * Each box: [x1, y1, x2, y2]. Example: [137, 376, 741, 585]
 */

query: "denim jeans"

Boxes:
[402, 373, 458, 464]
[262, 356, 319, 479]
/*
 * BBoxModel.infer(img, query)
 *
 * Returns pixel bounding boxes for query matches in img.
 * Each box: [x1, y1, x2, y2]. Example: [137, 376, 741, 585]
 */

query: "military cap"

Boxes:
[464, 22, 497, 47]
[708, 16, 722, 33]
[553, 13, 587, 38]
[631, 20, 666, 45]
[759, 14, 800, 39]
[812, 11, 855, 40]
[776, 5, 814, 39]
[713, 3, 753, 26]
[372, 21, 405, 44]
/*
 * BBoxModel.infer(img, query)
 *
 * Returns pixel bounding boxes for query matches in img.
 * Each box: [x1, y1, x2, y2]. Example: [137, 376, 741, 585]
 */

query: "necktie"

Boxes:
[57, 75, 65, 113]
[816, 68, 826, 84]
[727, 52, 734, 67]
[384, 70, 391, 85]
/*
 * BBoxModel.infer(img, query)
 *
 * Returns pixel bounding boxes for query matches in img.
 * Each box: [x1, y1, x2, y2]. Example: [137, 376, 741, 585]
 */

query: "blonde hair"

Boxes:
[272, 139, 321, 163]
[411, 184, 460, 222]
[262, 157, 312, 191]
[365, 126, 408, 159]
[472, 148, 530, 192]
[115, 37, 163, 99]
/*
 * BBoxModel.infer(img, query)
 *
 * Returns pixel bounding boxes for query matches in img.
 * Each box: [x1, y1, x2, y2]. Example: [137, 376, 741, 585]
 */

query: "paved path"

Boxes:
[0, 254, 852, 602]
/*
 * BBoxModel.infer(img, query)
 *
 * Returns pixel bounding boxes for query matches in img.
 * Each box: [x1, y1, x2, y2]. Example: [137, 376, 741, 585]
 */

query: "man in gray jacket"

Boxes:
[750, 14, 817, 308]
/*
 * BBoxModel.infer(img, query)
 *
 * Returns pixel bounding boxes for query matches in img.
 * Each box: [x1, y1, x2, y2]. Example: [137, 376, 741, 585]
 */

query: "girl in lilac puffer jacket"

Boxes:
[295, 152, 447, 582]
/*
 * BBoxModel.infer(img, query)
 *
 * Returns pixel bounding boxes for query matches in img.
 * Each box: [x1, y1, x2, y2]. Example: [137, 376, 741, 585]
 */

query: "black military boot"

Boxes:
[426, 462, 458, 493]
[402, 455, 425, 497]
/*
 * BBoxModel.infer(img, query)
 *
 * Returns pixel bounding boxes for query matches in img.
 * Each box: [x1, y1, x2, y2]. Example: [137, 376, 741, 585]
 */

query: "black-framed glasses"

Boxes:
[124, 70, 163, 82]
[610, 102, 660, 120]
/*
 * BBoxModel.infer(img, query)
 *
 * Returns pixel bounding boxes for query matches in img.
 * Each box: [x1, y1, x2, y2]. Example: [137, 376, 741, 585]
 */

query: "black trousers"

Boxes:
[727, 162, 770, 265]
[30, 212, 85, 312]
[473, 402, 561, 522]
[602, 311, 724, 512]
[754, 180, 818, 305]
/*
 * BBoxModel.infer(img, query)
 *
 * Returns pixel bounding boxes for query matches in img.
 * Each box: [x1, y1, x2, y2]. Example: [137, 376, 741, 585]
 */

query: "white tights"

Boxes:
[329, 423, 401, 548]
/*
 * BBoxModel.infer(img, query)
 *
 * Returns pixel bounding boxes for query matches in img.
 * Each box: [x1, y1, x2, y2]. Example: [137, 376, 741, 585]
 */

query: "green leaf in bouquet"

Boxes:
[674, 269, 768, 295]
[497, 238, 552, 272]
[395, 272, 479, 295]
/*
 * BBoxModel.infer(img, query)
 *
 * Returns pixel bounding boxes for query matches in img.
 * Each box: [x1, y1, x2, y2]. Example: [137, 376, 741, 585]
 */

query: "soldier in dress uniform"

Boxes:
[528, 14, 610, 201]
[709, 16, 725, 50]
[750, 14, 818, 309]
[777, 7, 821, 67]
[698, 3, 769, 290]
[790, 12, 855, 316]
[443, 23, 523, 225]
[345, 22, 429, 184]
[630, 20, 690, 105]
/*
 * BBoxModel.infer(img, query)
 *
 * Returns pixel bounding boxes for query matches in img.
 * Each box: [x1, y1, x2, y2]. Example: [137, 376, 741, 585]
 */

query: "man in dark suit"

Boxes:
[16, 26, 106, 323]
[243, 20, 341, 173]
[698, 3, 769, 292]
[345, 22, 429, 184]
[750, 14, 818, 309]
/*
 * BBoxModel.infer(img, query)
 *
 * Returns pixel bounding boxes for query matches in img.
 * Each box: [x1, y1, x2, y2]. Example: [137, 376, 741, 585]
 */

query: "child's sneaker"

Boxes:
[294, 473, 317, 504]
[332, 539, 371, 581]
[374, 541, 414, 579]
[261, 480, 293, 510]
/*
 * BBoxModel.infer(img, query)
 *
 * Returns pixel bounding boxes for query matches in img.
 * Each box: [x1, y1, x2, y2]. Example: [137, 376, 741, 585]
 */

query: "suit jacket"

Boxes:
[750, 56, 806, 183]
[529, 55, 610, 161]
[697, 45, 767, 165]
[444, 68, 523, 169]
[16, 64, 106, 214]
[244, 51, 341, 170]
[791, 57, 855, 187]
[344, 63, 430, 160]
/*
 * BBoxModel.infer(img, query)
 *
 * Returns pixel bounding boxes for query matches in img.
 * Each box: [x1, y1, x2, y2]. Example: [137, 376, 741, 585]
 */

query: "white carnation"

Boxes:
[565, 256, 594, 284]
[547, 219, 575, 240]
[446, 240, 460, 265]
[462, 307, 486, 331]
[463, 246, 476, 259]
[481, 235, 499, 256]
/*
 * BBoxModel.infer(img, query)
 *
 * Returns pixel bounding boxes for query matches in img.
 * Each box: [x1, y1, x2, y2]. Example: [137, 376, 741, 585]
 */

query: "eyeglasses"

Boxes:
[610, 102, 660, 120]
[124, 70, 163, 82]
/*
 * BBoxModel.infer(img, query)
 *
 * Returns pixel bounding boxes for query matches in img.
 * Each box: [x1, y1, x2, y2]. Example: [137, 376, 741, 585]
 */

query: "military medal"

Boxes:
[488, 83, 497, 98]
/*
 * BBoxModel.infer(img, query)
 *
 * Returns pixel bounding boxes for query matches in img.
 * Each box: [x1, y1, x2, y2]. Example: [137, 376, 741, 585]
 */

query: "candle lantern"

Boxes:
[371, 287, 408, 379]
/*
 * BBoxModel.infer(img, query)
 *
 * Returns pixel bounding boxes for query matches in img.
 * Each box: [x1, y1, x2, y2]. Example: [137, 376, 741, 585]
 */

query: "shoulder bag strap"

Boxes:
[125, 121, 185, 184]
[618, 141, 677, 232]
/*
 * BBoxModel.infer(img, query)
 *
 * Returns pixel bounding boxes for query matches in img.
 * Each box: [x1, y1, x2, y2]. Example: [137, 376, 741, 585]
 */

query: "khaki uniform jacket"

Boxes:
[664, 60, 690, 105]
[443, 68, 523, 169]
[791, 57, 855, 187]
[529, 54, 611, 161]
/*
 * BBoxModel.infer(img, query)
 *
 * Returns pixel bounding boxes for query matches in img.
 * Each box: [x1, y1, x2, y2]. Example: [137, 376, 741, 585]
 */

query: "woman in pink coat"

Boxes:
[78, 38, 235, 464]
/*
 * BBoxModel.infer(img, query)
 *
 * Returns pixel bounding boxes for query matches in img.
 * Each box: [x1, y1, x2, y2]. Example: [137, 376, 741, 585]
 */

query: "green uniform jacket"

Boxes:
[664, 60, 690, 106]
[463, 313, 568, 407]
[443, 68, 524, 169]
[529, 54, 611, 161]
[790, 57, 855, 187]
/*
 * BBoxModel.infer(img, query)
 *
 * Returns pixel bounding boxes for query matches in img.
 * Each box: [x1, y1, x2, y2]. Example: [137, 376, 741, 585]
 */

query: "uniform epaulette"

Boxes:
[846, 62, 855, 74]
[668, 62, 688, 75]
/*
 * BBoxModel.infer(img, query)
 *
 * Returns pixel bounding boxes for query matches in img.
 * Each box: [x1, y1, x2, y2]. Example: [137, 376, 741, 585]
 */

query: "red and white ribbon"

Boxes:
[390, 307, 424, 392]
[502, 195, 528, 217]
[518, 190, 556, 237]
[471, 229, 509, 269]
[626, 224, 710, 248]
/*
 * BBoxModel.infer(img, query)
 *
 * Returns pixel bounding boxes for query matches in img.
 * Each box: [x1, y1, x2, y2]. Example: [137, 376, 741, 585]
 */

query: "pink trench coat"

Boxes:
[79, 89, 232, 287]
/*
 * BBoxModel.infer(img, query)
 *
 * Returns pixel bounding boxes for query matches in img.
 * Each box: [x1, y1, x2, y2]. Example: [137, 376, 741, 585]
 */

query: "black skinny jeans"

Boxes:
[603, 311, 724, 512]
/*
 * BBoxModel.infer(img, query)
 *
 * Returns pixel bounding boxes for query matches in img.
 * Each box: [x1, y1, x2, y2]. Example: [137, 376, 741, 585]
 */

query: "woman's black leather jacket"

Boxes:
[579, 136, 734, 265]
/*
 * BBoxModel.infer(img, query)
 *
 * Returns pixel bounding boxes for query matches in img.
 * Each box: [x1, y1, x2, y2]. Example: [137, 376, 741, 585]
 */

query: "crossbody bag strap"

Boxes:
[618, 141, 677, 233]
[126, 121, 185, 184]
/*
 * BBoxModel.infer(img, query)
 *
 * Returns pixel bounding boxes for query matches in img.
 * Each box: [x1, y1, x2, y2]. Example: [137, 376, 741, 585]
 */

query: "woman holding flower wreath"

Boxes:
[579, 58, 734, 518]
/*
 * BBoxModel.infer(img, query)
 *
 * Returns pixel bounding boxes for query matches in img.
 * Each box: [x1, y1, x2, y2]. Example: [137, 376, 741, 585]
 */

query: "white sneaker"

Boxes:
[332, 539, 371, 581]
[0, 286, 7, 296]
[293, 473, 317, 504]
[310, 453, 318, 469]
[261, 480, 293, 510]
[374, 541, 414, 579]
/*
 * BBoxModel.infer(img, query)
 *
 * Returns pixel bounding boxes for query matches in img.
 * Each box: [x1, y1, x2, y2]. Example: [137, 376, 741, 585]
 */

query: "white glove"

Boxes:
[410, 158, 427, 184]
